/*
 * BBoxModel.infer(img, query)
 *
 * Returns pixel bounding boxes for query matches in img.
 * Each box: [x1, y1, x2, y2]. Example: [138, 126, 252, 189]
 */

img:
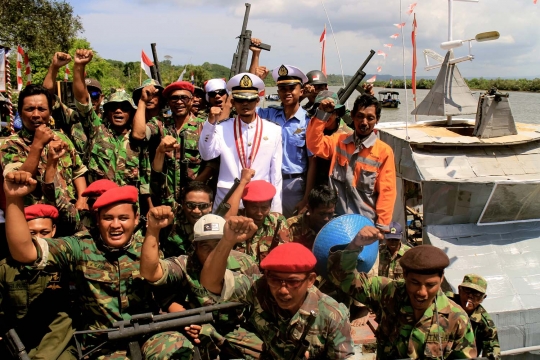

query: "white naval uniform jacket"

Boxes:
[199, 117, 283, 213]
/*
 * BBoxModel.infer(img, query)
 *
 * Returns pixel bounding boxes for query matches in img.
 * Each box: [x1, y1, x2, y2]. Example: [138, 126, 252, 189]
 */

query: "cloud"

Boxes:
[71, 0, 540, 78]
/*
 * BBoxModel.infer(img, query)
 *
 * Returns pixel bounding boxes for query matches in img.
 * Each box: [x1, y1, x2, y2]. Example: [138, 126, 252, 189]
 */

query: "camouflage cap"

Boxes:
[132, 79, 164, 103]
[459, 274, 487, 294]
[103, 91, 137, 112]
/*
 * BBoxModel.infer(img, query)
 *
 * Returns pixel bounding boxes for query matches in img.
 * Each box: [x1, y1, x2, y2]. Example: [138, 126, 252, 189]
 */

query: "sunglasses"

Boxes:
[208, 89, 227, 98]
[266, 275, 308, 289]
[107, 103, 133, 113]
[461, 287, 485, 300]
[185, 202, 212, 211]
[169, 95, 193, 103]
[90, 91, 102, 100]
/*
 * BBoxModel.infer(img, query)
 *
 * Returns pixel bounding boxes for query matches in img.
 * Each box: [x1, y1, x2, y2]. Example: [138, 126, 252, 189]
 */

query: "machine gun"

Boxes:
[336, 50, 376, 105]
[214, 178, 241, 218]
[289, 310, 317, 360]
[72, 302, 242, 360]
[4, 329, 31, 360]
[230, 3, 271, 77]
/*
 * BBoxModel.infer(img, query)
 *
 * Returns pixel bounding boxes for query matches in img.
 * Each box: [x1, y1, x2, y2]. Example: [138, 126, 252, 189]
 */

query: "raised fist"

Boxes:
[52, 52, 72, 69]
[362, 83, 375, 96]
[240, 168, 255, 183]
[250, 37, 262, 54]
[318, 98, 336, 113]
[351, 225, 384, 248]
[33, 125, 55, 148]
[208, 106, 223, 125]
[141, 85, 159, 103]
[47, 138, 68, 161]
[3, 171, 37, 198]
[223, 216, 258, 244]
[147, 206, 174, 230]
[255, 66, 269, 80]
[157, 135, 179, 154]
[74, 49, 93, 65]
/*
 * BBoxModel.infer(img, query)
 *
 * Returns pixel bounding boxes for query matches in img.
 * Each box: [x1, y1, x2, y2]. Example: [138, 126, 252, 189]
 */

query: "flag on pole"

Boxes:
[394, 23, 406, 29]
[16, 46, 24, 91]
[141, 50, 153, 79]
[407, 3, 417, 15]
[390, 33, 399, 39]
[411, 14, 418, 102]
[64, 64, 70, 81]
[383, 44, 394, 49]
[377, 50, 388, 59]
[177, 66, 187, 81]
[366, 75, 377, 83]
[320, 25, 327, 76]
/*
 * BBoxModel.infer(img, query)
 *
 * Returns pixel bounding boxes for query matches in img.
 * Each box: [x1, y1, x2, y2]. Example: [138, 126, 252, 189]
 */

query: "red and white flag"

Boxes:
[394, 23, 406, 29]
[411, 14, 418, 102]
[390, 33, 400, 39]
[16, 46, 24, 90]
[64, 64, 70, 81]
[377, 66, 382, 73]
[320, 25, 327, 76]
[366, 75, 377, 83]
[141, 50, 153, 79]
[383, 44, 394, 49]
[407, 3, 417, 15]
[377, 50, 388, 59]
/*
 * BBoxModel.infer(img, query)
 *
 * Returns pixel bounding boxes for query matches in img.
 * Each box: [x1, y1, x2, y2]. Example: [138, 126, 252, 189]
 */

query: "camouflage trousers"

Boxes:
[197, 324, 262, 360]
[94, 331, 194, 359]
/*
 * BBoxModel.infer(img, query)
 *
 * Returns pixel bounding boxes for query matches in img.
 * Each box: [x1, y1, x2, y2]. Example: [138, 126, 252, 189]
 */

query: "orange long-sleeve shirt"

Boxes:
[306, 114, 396, 230]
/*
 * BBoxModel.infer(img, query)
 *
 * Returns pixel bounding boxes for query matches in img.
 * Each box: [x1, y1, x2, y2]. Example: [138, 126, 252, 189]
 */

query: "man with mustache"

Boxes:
[328, 233, 477, 359]
[0, 84, 88, 235]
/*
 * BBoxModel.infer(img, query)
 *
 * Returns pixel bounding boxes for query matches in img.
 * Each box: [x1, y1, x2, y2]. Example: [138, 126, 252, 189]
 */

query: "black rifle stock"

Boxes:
[73, 302, 242, 360]
[214, 178, 241, 218]
[4, 329, 31, 360]
[229, 3, 271, 77]
[290, 310, 317, 360]
[336, 50, 376, 105]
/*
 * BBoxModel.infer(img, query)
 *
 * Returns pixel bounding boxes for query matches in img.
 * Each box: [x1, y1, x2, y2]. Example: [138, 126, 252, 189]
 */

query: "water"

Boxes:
[263, 86, 540, 125]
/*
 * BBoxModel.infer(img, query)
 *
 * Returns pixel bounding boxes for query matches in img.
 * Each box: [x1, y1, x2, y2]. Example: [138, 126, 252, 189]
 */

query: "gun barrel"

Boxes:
[5, 329, 31, 360]
[150, 43, 163, 85]
[108, 313, 213, 341]
[239, 30, 253, 74]
[241, 3, 251, 35]
[337, 50, 376, 105]
[291, 339, 310, 360]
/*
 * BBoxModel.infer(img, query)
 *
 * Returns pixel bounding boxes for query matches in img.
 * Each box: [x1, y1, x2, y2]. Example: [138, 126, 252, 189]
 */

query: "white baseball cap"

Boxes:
[193, 214, 226, 242]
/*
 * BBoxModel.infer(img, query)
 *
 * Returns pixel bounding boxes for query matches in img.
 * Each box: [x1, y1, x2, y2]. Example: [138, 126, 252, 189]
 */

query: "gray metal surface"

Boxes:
[425, 222, 540, 350]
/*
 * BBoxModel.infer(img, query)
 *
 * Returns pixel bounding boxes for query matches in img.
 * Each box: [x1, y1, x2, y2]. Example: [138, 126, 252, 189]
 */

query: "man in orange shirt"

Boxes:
[306, 91, 396, 232]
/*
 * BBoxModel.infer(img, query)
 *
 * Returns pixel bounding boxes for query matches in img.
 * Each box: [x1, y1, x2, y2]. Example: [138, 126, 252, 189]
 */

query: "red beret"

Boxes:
[82, 179, 118, 198]
[163, 81, 195, 98]
[261, 243, 316, 273]
[92, 186, 138, 211]
[242, 180, 276, 202]
[24, 204, 59, 221]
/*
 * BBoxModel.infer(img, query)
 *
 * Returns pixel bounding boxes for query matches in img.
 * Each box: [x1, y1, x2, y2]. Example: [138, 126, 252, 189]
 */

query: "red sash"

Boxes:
[233, 115, 263, 169]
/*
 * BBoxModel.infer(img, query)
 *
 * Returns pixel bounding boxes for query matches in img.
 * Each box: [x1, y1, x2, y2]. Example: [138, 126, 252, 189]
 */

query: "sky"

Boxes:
[66, 0, 540, 79]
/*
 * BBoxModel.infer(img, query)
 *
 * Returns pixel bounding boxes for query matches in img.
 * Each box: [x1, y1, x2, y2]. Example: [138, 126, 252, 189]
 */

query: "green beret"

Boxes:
[399, 245, 449, 274]
[459, 274, 487, 294]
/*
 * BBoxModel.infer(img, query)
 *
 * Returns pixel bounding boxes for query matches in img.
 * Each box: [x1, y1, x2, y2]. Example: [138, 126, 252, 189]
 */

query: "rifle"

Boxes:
[269, 219, 282, 253]
[336, 50, 376, 105]
[4, 329, 31, 360]
[214, 178, 241, 218]
[150, 43, 162, 85]
[179, 130, 189, 187]
[72, 302, 242, 360]
[229, 3, 271, 77]
[290, 310, 317, 360]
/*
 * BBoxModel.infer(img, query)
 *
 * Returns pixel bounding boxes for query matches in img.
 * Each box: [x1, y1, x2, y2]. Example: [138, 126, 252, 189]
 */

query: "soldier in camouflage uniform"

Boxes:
[191, 86, 207, 118]
[378, 221, 411, 280]
[447, 274, 500, 360]
[71, 49, 152, 206]
[0, 204, 76, 360]
[236, 180, 290, 264]
[200, 219, 355, 359]
[150, 82, 218, 223]
[4, 174, 195, 359]
[142, 213, 263, 359]
[0, 85, 88, 236]
[79, 179, 119, 232]
[288, 185, 337, 250]
[328, 229, 478, 359]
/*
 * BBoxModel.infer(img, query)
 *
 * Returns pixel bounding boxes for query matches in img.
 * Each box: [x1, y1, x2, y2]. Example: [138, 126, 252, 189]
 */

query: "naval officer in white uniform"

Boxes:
[199, 73, 283, 213]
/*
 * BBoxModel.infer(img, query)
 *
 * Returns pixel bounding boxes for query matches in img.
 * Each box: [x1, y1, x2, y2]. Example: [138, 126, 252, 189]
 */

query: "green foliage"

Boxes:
[0, 0, 82, 56]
